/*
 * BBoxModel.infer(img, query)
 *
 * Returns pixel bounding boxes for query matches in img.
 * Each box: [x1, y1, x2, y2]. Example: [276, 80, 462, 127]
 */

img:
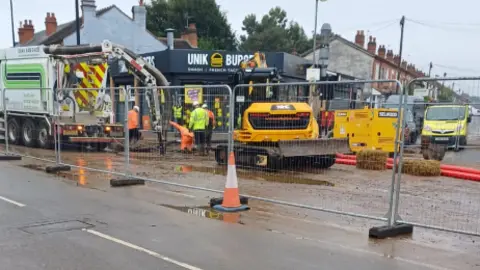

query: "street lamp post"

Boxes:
[318, 23, 332, 79]
[311, 0, 328, 67]
[10, 0, 15, 47]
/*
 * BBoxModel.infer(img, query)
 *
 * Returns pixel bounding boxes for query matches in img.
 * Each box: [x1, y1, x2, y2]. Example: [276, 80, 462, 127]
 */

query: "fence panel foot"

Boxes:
[368, 223, 413, 239]
[0, 154, 22, 161]
[45, 165, 71, 174]
[110, 178, 145, 187]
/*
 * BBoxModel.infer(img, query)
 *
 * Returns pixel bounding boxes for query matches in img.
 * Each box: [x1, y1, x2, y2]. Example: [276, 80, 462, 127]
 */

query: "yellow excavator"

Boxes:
[214, 52, 350, 170]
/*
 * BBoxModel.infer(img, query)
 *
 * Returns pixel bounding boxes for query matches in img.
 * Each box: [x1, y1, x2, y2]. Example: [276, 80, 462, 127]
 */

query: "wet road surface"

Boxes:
[0, 161, 460, 270]
[0, 118, 480, 269]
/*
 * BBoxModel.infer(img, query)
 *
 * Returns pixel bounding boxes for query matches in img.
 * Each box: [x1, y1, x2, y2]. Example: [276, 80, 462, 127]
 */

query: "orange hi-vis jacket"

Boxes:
[128, 109, 139, 130]
[206, 109, 216, 128]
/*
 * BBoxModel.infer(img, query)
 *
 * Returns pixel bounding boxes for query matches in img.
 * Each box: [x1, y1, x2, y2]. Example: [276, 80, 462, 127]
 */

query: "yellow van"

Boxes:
[421, 105, 471, 150]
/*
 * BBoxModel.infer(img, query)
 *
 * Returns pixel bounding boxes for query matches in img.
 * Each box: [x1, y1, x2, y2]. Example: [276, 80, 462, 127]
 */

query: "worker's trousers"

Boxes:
[129, 128, 140, 142]
[193, 130, 206, 154]
[205, 128, 213, 148]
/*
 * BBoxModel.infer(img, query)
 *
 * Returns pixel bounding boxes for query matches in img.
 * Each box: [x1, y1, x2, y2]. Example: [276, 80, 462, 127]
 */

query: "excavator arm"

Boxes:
[44, 40, 172, 143]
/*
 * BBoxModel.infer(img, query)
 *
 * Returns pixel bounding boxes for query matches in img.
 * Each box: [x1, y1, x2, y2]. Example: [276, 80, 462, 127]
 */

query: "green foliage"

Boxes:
[239, 7, 310, 53]
[145, 0, 237, 50]
[437, 86, 454, 102]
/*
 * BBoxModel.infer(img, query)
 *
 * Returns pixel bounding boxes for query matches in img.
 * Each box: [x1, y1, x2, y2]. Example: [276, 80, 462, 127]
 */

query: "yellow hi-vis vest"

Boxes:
[189, 108, 208, 131]
[173, 106, 182, 118]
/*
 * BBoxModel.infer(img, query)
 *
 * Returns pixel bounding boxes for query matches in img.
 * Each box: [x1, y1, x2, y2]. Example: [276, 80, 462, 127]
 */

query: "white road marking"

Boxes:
[160, 189, 196, 198]
[0, 195, 26, 207]
[83, 228, 203, 270]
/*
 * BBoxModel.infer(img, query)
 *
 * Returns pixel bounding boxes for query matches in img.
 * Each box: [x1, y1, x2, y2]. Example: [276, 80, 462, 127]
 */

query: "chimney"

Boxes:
[386, 50, 394, 61]
[81, 0, 96, 41]
[401, 60, 407, 69]
[367, 36, 376, 54]
[18, 20, 35, 45]
[17, 21, 25, 45]
[45, 12, 57, 36]
[393, 54, 400, 65]
[166, 28, 174, 50]
[408, 64, 415, 73]
[132, 0, 147, 29]
[354, 30, 365, 48]
[181, 22, 198, 48]
[378, 45, 386, 58]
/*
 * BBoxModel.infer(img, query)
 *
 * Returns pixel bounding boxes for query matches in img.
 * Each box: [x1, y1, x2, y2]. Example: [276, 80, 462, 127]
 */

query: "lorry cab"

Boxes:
[421, 104, 471, 149]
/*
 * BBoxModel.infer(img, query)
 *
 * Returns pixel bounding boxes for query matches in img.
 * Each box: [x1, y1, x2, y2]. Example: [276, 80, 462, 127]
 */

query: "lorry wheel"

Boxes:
[96, 143, 108, 151]
[7, 118, 21, 145]
[422, 149, 430, 160]
[21, 119, 37, 147]
[312, 155, 336, 169]
[430, 144, 446, 161]
[36, 121, 52, 149]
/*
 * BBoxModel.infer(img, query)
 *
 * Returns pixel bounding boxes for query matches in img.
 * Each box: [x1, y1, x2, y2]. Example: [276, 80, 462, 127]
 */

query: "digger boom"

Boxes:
[44, 40, 172, 139]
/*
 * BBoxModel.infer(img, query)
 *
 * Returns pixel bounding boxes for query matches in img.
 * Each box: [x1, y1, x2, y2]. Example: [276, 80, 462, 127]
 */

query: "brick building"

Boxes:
[15, 0, 197, 53]
[353, 30, 425, 94]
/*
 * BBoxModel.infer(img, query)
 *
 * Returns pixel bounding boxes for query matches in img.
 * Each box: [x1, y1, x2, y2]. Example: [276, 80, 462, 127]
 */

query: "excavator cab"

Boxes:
[214, 52, 350, 171]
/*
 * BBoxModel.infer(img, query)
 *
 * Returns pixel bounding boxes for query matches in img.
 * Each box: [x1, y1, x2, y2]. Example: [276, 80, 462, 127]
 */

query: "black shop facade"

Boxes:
[110, 49, 312, 131]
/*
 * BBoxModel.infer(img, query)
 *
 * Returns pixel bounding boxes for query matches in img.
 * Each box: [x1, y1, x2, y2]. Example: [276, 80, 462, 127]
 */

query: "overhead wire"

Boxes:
[406, 18, 480, 32]
[335, 19, 398, 34]
[433, 64, 480, 74]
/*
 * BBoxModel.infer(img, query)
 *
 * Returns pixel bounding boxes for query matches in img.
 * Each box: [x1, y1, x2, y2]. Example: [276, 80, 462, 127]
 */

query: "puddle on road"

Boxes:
[161, 204, 244, 224]
[174, 165, 334, 186]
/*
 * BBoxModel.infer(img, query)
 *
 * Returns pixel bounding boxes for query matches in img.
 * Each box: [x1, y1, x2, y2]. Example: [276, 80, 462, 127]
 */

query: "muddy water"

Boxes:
[174, 165, 334, 186]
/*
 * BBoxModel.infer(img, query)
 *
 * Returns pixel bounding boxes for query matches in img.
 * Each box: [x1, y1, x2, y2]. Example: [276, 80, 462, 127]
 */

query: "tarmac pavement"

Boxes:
[0, 161, 460, 270]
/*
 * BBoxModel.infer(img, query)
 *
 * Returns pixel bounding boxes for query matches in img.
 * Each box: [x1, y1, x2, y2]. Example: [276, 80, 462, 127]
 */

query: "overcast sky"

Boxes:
[2, 0, 480, 95]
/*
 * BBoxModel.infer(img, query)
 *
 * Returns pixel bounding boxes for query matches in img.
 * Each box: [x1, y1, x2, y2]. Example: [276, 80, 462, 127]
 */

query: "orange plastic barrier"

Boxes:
[336, 153, 356, 160]
[335, 158, 356, 166]
[335, 154, 480, 181]
[441, 169, 480, 182]
[440, 165, 480, 176]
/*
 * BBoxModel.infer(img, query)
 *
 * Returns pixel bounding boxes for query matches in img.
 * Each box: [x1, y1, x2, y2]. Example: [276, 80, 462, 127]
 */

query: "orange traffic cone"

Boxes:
[213, 152, 249, 212]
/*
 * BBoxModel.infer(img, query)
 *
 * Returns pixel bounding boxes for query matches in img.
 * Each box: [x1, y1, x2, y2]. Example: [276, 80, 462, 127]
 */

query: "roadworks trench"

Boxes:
[5, 144, 480, 253]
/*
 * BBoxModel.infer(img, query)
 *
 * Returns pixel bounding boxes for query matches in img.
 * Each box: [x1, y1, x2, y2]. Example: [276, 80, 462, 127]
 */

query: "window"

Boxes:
[425, 106, 466, 121]
[379, 67, 386, 80]
[375, 63, 380, 79]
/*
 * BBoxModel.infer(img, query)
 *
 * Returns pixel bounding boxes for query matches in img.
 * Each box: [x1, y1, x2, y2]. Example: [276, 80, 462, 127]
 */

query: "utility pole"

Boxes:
[427, 62, 433, 95]
[9, 0, 15, 47]
[395, 16, 406, 94]
[311, 0, 319, 68]
[311, 0, 327, 67]
[75, 0, 81, 45]
[440, 72, 447, 100]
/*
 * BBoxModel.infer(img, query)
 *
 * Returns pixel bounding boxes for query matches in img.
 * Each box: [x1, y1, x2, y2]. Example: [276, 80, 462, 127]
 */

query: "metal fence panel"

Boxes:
[394, 77, 480, 236]
[116, 85, 234, 192]
[227, 79, 403, 222]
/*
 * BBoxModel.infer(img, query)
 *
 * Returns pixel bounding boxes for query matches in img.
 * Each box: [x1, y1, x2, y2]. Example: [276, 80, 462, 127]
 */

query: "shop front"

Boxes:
[109, 49, 312, 131]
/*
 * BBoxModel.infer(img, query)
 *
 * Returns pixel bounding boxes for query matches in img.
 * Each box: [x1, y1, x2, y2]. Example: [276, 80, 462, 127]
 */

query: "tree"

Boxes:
[146, 0, 237, 50]
[239, 7, 310, 53]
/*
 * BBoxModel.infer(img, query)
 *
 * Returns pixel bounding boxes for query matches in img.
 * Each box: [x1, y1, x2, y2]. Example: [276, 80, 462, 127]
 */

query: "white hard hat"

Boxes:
[193, 101, 199, 106]
[133, 105, 140, 111]
[202, 104, 207, 108]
